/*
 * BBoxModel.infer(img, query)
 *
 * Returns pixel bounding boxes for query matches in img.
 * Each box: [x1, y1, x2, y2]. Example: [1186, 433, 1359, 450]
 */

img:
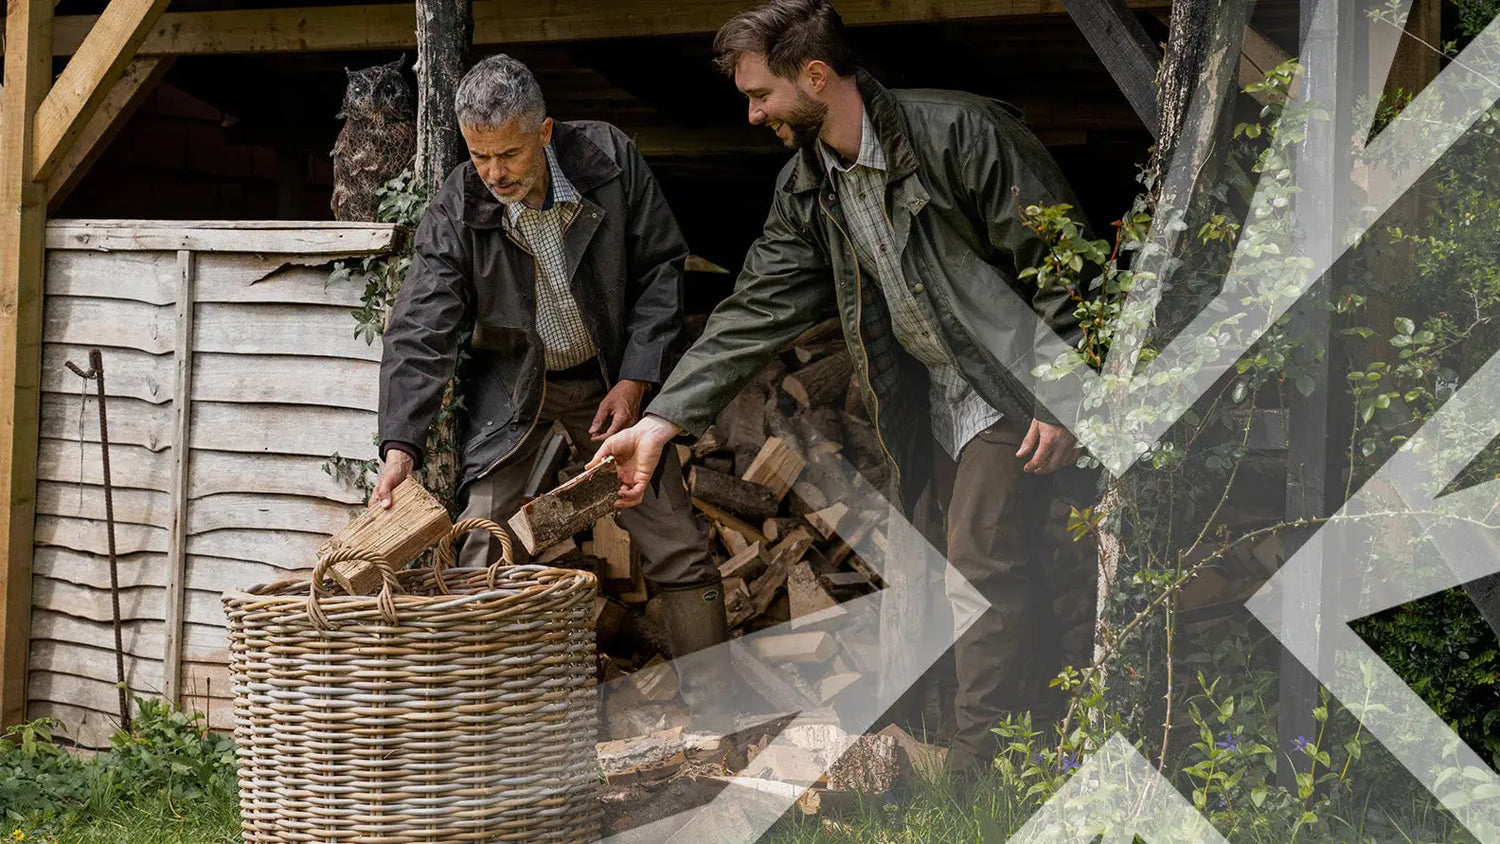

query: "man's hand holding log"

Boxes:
[590, 414, 681, 508]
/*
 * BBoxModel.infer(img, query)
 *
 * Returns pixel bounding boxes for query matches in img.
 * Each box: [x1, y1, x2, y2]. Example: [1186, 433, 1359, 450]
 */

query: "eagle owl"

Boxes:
[331, 56, 417, 222]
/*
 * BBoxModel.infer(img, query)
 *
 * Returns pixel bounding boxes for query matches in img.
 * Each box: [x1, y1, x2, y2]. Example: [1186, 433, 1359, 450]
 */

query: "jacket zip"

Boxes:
[818, 190, 902, 491]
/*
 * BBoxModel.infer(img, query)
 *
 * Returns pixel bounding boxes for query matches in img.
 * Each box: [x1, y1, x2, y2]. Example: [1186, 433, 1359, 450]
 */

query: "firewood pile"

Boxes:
[513, 316, 1264, 825]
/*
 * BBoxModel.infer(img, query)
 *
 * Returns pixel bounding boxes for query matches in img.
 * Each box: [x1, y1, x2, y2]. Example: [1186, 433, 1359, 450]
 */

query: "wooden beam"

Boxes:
[32, 0, 173, 185]
[1239, 25, 1292, 104]
[1063, 0, 1162, 137]
[1384, 0, 1440, 97]
[0, 0, 55, 728]
[43, 0, 1177, 57]
[47, 57, 172, 211]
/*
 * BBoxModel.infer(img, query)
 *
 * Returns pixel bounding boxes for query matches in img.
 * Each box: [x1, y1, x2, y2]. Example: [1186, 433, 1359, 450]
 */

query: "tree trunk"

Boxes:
[412, 0, 472, 511]
[414, 0, 472, 196]
[1091, 0, 1250, 693]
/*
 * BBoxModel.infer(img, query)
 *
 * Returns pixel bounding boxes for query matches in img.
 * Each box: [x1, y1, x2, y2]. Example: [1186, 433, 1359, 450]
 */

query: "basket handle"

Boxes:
[306, 547, 400, 629]
[432, 517, 516, 594]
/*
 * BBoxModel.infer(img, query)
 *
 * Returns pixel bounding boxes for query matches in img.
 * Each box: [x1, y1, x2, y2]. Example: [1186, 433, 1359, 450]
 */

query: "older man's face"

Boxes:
[461, 116, 553, 207]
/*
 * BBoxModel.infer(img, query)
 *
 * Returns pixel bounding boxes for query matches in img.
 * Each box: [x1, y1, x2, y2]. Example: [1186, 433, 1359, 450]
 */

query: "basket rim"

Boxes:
[221, 563, 598, 609]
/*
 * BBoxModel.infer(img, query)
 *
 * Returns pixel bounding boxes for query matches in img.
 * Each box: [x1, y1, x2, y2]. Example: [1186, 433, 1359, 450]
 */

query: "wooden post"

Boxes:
[0, 0, 54, 728]
[162, 251, 195, 705]
[1278, 0, 1352, 790]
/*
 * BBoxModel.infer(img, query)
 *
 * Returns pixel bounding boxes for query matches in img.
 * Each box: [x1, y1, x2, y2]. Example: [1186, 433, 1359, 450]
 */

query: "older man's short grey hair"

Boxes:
[454, 54, 547, 130]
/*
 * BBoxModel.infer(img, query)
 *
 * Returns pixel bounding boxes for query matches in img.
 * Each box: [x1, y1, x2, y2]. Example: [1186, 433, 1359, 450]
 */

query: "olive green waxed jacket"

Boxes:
[646, 73, 1087, 506]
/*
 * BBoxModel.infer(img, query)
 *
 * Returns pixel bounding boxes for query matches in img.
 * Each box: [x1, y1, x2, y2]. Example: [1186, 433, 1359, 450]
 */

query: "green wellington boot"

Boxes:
[655, 575, 736, 733]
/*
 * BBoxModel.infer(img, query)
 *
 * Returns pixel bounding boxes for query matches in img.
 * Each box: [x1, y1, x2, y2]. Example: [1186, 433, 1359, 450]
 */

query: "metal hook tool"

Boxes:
[66, 349, 130, 731]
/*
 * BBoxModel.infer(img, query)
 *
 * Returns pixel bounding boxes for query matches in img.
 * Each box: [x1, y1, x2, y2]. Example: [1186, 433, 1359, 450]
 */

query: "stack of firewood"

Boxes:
[512, 320, 902, 675]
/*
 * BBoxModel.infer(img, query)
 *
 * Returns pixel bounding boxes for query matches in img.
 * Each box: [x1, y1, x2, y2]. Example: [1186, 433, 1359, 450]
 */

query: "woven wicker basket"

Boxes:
[222, 518, 600, 843]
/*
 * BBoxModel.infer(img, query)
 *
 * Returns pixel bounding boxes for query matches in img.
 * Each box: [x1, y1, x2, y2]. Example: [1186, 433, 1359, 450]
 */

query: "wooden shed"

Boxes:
[0, 0, 1344, 748]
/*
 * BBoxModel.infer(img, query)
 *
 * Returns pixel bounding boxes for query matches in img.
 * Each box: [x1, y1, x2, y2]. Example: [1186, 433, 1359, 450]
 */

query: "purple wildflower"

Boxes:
[1215, 732, 1241, 754]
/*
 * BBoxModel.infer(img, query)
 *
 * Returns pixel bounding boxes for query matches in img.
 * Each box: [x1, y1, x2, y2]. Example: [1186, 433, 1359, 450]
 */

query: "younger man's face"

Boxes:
[734, 53, 828, 150]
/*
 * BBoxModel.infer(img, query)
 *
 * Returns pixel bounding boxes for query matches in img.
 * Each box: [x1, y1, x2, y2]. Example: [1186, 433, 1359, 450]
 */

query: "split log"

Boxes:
[535, 537, 578, 565]
[788, 561, 842, 621]
[788, 481, 828, 516]
[597, 726, 686, 784]
[692, 498, 769, 545]
[761, 517, 800, 544]
[689, 466, 781, 522]
[317, 477, 451, 595]
[741, 437, 805, 501]
[593, 515, 633, 581]
[594, 597, 626, 643]
[818, 671, 862, 704]
[630, 655, 680, 702]
[781, 351, 853, 409]
[804, 503, 848, 540]
[719, 542, 768, 581]
[507, 456, 618, 554]
[692, 425, 729, 458]
[749, 631, 836, 664]
[728, 640, 817, 712]
[522, 428, 571, 499]
[748, 528, 816, 616]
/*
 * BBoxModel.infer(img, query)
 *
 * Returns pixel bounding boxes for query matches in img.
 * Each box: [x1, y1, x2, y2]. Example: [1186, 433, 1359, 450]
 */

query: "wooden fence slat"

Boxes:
[36, 481, 172, 526]
[42, 344, 172, 404]
[33, 547, 168, 590]
[187, 491, 358, 536]
[44, 295, 176, 354]
[31, 576, 166, 623]
[25, 700, 119, 749]
[29, 609, 165, 656]
[186, 528, 326, 570]
[38, 437, 173, 491]
[44, 250, 176, 305]
[34, 514, 169, 555]
[184, 554, 303, 595]
[29, 640, 164, 690]
[194, 302, 380, 361]
[27, 669, 165, 719]
[192, 353, 378, 410]
[193, 256, 366, 307]
[46, 221, 400, 255]
[188, 450, 365, 503]
[163, 250, 194, 704]
[189, 401, 375, 458]
[40, 394, 173, 452]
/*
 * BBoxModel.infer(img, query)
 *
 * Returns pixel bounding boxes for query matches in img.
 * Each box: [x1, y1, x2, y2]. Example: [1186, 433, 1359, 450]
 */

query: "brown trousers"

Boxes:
[931, 418, 1060, 774]
[455, 374, 715, 587]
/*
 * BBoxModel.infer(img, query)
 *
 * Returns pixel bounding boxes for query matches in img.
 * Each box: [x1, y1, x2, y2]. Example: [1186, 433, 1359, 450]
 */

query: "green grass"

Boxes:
[24, 792, 240, 844]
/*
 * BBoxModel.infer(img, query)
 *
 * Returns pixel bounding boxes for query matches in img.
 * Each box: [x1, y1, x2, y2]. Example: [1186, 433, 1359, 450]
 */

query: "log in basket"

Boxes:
[222, 518, 600, 843]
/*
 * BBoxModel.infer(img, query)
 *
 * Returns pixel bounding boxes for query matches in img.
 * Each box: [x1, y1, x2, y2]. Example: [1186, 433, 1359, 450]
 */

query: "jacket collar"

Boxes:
[786, 70, 919, 195]
[462, 120, 621, 229]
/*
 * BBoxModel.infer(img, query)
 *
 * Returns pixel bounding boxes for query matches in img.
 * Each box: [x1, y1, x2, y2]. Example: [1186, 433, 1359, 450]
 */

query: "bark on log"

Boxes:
[689, 466, 782, 522]
[782, 351, 853, 409]
[507, 457, 618, 554]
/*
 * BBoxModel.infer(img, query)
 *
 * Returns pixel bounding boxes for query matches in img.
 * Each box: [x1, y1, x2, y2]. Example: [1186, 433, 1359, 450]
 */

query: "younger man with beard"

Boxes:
[593, 0, 1088, 775]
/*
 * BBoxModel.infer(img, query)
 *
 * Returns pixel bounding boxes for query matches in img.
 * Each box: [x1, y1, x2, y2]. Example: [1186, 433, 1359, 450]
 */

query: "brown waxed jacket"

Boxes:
[379, 120, 689, 489]
[646, 73, 1088, 507]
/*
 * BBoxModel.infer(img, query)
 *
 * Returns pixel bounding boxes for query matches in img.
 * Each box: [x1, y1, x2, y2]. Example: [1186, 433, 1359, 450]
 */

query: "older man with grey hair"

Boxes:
[373, 55, 730, 714]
